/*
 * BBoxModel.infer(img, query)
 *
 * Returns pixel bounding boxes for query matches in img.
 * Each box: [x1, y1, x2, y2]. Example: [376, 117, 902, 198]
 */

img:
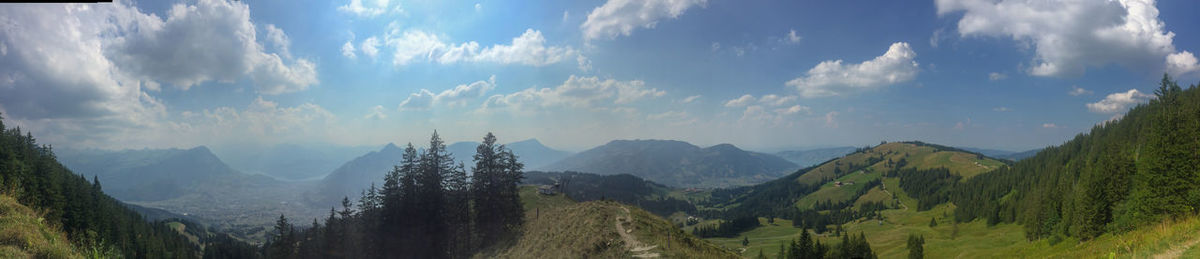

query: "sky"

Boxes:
[1, 0, 1199, 153]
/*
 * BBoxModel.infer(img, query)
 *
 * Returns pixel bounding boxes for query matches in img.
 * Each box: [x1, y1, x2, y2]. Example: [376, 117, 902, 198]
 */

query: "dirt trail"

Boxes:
[1153, 236, 1200, 259]
[615, 206, 660, 258]
[880, 182, 908, 211]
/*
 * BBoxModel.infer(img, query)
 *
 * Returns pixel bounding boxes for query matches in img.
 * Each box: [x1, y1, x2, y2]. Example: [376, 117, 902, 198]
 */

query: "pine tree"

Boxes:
[907, 234, 924, 259]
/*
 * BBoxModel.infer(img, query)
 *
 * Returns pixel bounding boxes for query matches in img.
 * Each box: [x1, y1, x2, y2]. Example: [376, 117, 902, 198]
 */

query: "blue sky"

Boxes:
[1, 0, 1198, 152]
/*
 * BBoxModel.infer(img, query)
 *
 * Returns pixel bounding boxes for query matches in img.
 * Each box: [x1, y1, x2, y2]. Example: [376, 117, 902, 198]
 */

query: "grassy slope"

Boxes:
[0, 194, 83, 259]
[485, 186, 739, 258]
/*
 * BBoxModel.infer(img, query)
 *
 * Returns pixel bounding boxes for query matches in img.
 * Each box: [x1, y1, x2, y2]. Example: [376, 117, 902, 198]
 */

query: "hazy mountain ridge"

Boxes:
[214, 143, 377, 181]
[774, 146, 858, 167]
[540, 139, 798, 187]
[57, 146, 273, 201]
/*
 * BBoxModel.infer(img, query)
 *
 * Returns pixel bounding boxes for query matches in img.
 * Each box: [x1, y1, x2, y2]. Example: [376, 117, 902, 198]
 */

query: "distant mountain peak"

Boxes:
[542, 139, 796, 187]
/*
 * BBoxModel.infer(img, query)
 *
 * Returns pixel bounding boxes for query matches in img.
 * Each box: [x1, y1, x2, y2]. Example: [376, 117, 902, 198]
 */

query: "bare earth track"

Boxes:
[615, 206, 660, 258]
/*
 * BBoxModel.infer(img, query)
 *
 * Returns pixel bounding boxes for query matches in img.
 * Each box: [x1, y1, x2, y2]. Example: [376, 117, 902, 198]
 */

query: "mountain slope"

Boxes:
[447, 139, 571, 171]
[774, 146, 857, 168]
[0, 195, 82, 258]
[484, 188, 738, 258]
[57, 146, 274, 202]
[316, 143, 405, 204]
[541, 140, 797, 187]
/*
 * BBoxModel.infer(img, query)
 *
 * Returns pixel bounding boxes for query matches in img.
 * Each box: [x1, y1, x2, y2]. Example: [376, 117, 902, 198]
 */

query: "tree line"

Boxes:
[0, 114, 210, 258]
[263, 131, 525, 259]
[950, 74, 1200, 241]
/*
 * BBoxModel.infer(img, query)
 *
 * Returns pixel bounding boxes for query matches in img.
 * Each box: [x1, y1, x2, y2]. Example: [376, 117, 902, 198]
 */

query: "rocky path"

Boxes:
[615, 206, 660, 258]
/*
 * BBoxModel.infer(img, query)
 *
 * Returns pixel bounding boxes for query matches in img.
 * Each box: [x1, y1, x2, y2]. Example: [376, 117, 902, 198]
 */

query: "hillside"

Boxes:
[56, 146, 277, 201]
[316, 143, 406, 204]
[56, 146, 322, 242]
[541, 140, 798, 187]
[774, 146, 857, 168]
[483, 187, 738, 258]
[0, 194, 82, 258]
[446, 138, 571, 170]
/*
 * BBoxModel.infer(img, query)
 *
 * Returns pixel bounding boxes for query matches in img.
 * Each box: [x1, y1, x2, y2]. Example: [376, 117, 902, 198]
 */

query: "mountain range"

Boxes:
[540, 139, 798, 187]
[774, 146, 858, 167]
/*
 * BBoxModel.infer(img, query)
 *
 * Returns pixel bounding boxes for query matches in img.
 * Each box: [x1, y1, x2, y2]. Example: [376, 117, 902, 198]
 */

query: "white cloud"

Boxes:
[106, 0, 317, 94]
[723, 95, 756, 107]
[399, 76, 497, 110]
[1068, 85, 1093, 96]
[580, 0, 708, 41]
[264, 24, 290, 58]
[1167, 51, 1200, 77]
[993, 107, 1011, 112]
[385, 28, 578, 67]
[339, 0, 391, 17]
[988, 72, 1007, 81]
[758, 94, 797, 107]
[474, 3, 482, 12]
[936, 0, 1195, 77]
[680, 95, 701, 104]
[786, 29, 802, 44]
[1042, 123, 1059, 129]
[365, 105, 387, 120]
[786, 42, 919, 98]
[361, 36, 381, 59]
[775, 105, 811, 115]
[483, 75, 664, 110]
[342, 41, 358, 59]
[711, 42, 721, 52]
[1087, 89, 1151, 113]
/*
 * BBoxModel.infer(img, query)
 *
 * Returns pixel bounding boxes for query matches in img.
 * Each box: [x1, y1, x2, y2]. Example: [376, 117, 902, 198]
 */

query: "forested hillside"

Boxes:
[0, 115, 202, 258]
[952, 75, 1200, 240]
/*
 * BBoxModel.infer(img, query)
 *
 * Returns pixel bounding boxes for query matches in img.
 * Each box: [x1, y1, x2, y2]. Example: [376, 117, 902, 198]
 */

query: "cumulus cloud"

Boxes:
[384, 28, 578, 67]
[106, 0, 318, 94]
[1087, 89, 1151, 113]
[361, 36, 382, 59]
[483, 75, 664, 110]
[1042, 123, 1059, 129]
[936, 0, 1196, 77]
[824, 111, 839, 128]
[342, 41, 358, 59]
[399, 75, 497, 110]
[775, 105, 811, 115]
[1069, 85, 1093, 96]
[786, 42, 919, 98]
[993, 107, 1011, 112]
[580, 0, 707, 41]
[1167, 51, 1200, 77]
[339, 0, 392, 17]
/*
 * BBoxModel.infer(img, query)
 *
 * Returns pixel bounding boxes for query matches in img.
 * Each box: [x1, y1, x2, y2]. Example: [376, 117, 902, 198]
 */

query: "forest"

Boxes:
[0, 115, 204, 258]
[261, 132, 526, 259]
[950, 74, 1200, 241]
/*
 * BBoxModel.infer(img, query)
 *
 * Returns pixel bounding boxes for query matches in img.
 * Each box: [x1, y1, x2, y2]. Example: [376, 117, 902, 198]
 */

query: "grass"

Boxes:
[794, 171, 881, 209]
[485, 186, 738, 258]
[704, 174, 1200, 259]
[0, 194, 83, 259]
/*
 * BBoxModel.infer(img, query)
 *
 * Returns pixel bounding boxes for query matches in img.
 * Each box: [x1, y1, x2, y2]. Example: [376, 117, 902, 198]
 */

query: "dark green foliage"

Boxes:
[778, 229, 869, 259]
[692, 215, 761, 238]
[950, 74, 1200, 240]
[264, 131, 526, 258]
[523, 171, 699, 217]
[906, 234, 924, 259]
[897, 167, 960, 211]
[0, 114, 209, 258]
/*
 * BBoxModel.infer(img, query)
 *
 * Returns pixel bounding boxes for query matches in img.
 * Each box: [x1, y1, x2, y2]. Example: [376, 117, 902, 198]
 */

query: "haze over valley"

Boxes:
[2, 0, 1200, 258]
